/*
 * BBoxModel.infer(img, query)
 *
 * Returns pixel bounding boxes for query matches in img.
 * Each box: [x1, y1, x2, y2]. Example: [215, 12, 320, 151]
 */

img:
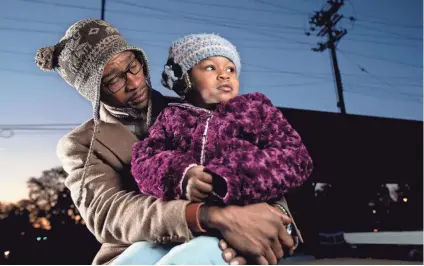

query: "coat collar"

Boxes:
[93, 90, 171, 164]
[95, 104, 138, 164]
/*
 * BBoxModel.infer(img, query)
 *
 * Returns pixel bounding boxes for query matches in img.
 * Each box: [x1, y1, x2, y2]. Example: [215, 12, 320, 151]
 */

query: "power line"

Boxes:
[0, 26, 60, 35]
[0, 16, 305, 44]
[338, 49, 422, 69]
[0, 67, 58, 77]
[243, 63, 332, 82]
[344, 89, 422, 103]
[113, 0, 306, 33]
[112, 0, 313, 45]
[164, 0, 306, 16]
[0, 124, 80, 138]
[344, 37, 421, 48]
[0, 123, 81, 128]
[352, 23, 422, 41]
[1, 128, 76, 131]
[0, 49, 33, 56]
[354, 17, 422, 29]
[17, 0, 100, 11]
[338, 50, 422, 104]
[239, 45, 309, 51]
[0, 16, 71, 27]
[341, 73, 421, 81]
[252, 80, 333, 88]
[0, 17, 180, 39]
[349, 31, 422, 43]
[252, 0, 310, 15]
[344, 83, 422, 100]
[342, 79, 422, 88]
[13, 0, 130, 19]
[2, 42, 419, 84]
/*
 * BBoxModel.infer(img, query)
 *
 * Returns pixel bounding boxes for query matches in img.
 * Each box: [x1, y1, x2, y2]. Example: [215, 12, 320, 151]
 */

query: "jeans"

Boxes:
[111, 236, 226, 265]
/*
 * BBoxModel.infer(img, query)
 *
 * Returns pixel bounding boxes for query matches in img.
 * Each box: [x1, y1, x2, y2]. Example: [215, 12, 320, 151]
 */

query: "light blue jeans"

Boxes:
[111, 236, 227, 265]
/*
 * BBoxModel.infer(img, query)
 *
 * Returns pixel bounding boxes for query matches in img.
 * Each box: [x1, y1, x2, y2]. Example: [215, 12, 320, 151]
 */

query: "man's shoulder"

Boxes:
[57, 119, 94, 152]
[151, 89, 183, 120]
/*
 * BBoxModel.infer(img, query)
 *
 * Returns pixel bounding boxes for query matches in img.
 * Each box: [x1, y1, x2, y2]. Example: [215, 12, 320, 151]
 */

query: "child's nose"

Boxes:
[218, 71, 230, 80]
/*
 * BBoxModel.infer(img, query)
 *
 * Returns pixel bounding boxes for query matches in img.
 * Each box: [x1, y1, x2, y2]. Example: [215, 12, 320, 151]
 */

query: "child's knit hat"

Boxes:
[161, 33, 241, 96]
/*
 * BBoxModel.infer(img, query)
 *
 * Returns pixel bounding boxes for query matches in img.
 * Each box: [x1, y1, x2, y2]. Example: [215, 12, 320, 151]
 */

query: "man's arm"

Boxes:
[274, 197, 303, 244]
[58, 129, 193, 245]
[186, 202, 296, 265]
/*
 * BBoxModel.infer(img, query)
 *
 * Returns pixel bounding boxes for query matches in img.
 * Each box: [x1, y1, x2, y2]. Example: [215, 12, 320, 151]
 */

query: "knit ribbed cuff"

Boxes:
[180, 164, 198, 197]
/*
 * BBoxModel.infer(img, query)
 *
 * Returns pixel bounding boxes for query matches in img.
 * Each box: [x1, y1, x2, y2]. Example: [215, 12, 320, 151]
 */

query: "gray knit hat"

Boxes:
[35, 19, 152, 123]
[35, 19, 152, 207]
[161, 33, 241, 97]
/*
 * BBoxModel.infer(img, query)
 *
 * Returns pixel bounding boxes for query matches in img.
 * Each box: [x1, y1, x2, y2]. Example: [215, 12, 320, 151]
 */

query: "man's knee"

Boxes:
[112, 241, 169, 265]
[156, 236, 226, 265]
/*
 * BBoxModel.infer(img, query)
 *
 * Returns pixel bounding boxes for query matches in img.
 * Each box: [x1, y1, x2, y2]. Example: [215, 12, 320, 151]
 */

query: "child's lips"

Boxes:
[217, 83, 233, 92]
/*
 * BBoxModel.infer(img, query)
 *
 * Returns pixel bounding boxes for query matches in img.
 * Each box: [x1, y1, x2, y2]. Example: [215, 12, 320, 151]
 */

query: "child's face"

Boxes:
[189, 56, 239, 108]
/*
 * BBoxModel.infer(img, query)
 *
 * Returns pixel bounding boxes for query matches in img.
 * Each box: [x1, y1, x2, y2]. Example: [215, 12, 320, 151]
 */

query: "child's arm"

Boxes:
[205, 93, 313, 205]
[131, 108, 198, 200]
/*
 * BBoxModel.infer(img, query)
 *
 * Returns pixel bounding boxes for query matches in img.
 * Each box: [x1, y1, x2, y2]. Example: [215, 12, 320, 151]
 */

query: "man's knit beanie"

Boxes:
[161, 33, 241, 97]
[35, 18, 152, 123]
[34, 19, 151, 207]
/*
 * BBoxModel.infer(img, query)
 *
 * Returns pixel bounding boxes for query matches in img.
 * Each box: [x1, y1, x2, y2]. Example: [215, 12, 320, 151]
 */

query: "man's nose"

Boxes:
[125, 73, 141, 91]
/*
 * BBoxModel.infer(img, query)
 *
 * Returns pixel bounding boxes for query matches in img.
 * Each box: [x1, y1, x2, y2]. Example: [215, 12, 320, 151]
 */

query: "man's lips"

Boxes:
[217, 83, 234, 92]
[128, 87, 147, 104]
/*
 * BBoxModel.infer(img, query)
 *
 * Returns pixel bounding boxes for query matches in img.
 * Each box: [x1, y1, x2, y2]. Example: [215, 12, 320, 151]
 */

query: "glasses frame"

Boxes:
[102, 58, 143, 94]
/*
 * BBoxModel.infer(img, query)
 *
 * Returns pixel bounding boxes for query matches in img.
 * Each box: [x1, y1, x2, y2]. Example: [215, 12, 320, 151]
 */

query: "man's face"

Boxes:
[189, 56, 239, 109]
[100, 51, 149, 109]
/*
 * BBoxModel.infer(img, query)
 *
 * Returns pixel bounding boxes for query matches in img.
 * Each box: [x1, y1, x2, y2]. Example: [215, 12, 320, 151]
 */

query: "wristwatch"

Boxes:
[273, 203, 293, 235]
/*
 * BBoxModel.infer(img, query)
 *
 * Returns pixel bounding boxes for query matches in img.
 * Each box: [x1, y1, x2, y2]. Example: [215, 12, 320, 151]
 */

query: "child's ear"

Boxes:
[182, 73, 193, 94]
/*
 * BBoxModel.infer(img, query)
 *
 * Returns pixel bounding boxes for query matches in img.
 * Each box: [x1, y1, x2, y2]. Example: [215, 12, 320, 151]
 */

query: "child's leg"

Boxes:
[156, 236, 226, 265]
[111, 241, 173, 265]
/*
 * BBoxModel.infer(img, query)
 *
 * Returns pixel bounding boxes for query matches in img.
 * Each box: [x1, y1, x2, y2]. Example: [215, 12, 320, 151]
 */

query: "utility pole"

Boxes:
[101, 0, 106, 20]
[308, 0, 347, 114]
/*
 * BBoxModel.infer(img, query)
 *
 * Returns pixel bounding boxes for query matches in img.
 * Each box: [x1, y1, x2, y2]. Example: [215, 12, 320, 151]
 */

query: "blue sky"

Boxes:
[0, 0, 422, 202]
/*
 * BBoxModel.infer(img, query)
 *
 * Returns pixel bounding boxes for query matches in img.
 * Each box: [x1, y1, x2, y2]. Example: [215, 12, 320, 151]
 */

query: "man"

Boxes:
[35, 19, 301, 265]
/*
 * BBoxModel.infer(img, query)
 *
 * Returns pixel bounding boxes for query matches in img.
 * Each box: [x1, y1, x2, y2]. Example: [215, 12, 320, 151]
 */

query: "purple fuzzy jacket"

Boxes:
[131, 92, 313, 205]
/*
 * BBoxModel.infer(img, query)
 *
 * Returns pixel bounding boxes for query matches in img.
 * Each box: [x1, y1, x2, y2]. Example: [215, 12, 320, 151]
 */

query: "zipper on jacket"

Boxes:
[200, 114, 213, 165]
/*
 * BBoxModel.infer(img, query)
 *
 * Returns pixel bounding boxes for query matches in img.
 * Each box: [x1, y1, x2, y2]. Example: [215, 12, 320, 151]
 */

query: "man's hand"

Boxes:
[219, 239, 247, 265]
[184, 165, 213, 202]
[204, 203, 295, 265]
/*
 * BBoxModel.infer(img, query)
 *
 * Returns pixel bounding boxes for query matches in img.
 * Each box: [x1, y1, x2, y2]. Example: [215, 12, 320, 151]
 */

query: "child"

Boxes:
[131, 33, 313, 206]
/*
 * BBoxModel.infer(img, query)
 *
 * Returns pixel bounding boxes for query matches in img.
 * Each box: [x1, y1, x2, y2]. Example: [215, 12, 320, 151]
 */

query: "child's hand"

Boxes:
[185, 165, 213, 202]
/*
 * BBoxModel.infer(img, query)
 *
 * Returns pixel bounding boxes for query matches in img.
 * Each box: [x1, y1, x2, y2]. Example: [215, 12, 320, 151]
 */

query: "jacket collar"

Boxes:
[93, 90, 171, 164]
[95, 104, 138, 165]
[168, 102, 212, 114]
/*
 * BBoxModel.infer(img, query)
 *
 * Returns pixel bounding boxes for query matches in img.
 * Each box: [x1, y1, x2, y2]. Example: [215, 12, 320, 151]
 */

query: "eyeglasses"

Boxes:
[102, 58, 143, 94]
